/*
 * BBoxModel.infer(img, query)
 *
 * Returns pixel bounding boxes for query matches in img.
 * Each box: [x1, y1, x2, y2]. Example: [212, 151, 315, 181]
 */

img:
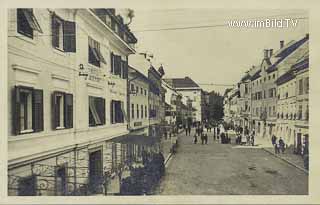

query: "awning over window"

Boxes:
[112, 134, 160, 145]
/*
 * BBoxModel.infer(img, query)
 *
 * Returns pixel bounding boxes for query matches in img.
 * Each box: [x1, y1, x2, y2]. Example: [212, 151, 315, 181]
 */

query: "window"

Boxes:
[273, 74, 275, 79]
[88, 37, 106, 67]
[12, 86, 43, 135]
[130, 84, 134, 91]
[131, 103, 134, 119]
[17, 9, 42, 39]
[299, 79, 303, 95]
[52, 13, 76, 52]
[56, 165, 68, 195]
[144, 89, 147, 96]
[18, 175, 36, 196]
[145, 105, 147, 118]
[273, 106, 276, 116]
[268, 76, 271, 80]
[298, 105, 303, 120]
[305, 77, 309, 94]
[89, 96, 105, 127]
[136, 104, 139, 119]
[140, 105, 143, 118]
[111, 100, 124, 124]
[136, 86, 139, 94]
[110, 53, 127, 78]
[269, 107, 271, 117]
[89, 150, 102, 194]
[52, 91, 73, 129]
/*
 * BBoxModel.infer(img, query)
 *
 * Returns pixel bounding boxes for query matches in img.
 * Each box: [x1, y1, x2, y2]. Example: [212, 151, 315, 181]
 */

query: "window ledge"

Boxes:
[56, 126, 66, 130]
[19, 129, 34, 134]
[52, 47, 67, 56]
[16, 33, 36, 45]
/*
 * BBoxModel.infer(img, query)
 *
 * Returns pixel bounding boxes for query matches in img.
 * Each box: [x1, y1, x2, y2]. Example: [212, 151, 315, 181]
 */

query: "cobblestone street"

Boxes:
[158, 129, 308, 195]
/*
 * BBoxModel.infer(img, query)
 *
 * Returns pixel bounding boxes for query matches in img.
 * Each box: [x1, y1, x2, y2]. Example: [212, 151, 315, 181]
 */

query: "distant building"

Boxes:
[164, 77, 203, 123]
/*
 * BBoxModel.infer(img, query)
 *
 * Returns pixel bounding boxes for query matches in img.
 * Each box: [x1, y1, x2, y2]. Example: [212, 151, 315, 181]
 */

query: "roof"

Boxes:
[250, 69, 261, 81]
[240, 73, 251, 82]
[275, 70, 295, 86]
[163, 77, 200, 88]
[292, 55, 309, 73]
[128, 65, 150, 84]
[266, 35, 309, 73]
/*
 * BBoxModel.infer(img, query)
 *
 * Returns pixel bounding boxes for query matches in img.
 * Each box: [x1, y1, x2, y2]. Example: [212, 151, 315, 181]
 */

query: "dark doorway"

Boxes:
[56, 165, 68, 195]
[18, 175, 36, 196]
[89, 150, 103, 194]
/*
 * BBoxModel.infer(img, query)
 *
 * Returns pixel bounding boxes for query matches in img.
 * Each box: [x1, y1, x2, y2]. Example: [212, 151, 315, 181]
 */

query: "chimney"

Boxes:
[264, 49, 268, 59]
[280, 40, 284, 49]
[269, 49, 273, 57]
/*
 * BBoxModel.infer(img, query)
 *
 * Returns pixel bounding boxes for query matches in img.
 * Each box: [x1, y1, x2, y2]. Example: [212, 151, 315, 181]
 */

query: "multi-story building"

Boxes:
[164, 77, 203, 124]
[8, 8, 138, 196]
[275, 38, 309, 149]
[293, 54, 309, 155]
[128, 66, 150, 135]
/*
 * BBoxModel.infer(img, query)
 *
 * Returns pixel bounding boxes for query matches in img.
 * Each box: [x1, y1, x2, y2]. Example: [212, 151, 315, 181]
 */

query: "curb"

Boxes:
[164, 152, 172, 166]
[262, 147, 308, 175]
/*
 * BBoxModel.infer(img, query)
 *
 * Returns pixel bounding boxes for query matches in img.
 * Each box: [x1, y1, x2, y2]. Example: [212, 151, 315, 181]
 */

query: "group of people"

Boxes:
[235, 133, 255, 146]
[271, 135, 286, 154]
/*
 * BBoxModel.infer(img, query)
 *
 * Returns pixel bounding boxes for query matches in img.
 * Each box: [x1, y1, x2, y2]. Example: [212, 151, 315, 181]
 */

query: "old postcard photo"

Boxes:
[1, 1, 320, 204]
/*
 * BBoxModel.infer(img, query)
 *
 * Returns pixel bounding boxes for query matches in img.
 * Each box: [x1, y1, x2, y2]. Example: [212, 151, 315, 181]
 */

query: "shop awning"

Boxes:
[112, 134, 160, 145]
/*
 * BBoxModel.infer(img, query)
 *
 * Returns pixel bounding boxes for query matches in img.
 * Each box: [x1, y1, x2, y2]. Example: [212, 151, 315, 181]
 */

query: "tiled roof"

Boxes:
[266, 35, 309, 73]
[163, 77, 200, 88]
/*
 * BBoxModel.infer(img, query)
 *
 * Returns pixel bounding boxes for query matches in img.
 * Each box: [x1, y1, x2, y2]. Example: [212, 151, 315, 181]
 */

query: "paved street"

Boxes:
[158, 129, 308, 195]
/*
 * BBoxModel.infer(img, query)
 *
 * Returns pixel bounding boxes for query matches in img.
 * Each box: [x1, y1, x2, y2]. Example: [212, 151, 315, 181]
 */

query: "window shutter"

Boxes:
[12, 86, 21, 135]
[110, 100, 114, 124]
[64, 93, 73, 128]
[51, 14, 59, 48]
[122, 60, 128, 79]
[63, 20, 76, 52]
[100, 98, 106, 125]
[32, 89, 43, 132]
[51, 92, 59, 129]
[110, 52, 114, 73]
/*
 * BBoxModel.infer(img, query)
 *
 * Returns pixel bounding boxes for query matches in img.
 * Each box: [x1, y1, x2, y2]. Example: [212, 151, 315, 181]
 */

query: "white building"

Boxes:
[163, 77, 203, 123]
[8, 8, 137, 196]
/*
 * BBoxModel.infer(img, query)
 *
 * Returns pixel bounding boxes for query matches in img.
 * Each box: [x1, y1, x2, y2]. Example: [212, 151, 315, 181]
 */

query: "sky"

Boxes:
[127, 9, 308, 94]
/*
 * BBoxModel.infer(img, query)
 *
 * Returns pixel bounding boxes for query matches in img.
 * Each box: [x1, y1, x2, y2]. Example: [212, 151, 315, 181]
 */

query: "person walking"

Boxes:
[274, 140, 280, 154]
[251, 134, 255, 146]
[271, 135, 277, 147]
[279, 137, 285, 154]
[187, 124, 191, 136]
[193, 134, 198, 144]
[205, 134, 208, 144]
[185, 125, 188, 136]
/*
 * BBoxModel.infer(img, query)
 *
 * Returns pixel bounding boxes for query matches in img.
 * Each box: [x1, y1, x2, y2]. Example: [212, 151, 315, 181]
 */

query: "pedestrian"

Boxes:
[274, 140, 280, 154]
[279, 137, 285, 154]
[246, 134, 250, 146]
[193, 134, 198, 144]
[271, 135, 277, 146]
[201, 134, 205, 145]
[185, 126, 188, 136]
[188, 124, 191, 136]
[251, 134, 255, 146]
[205, 134, 208, 144]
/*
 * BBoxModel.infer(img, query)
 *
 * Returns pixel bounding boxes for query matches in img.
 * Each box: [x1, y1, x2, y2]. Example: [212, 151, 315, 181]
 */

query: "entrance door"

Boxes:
[296, 133, 302, 155]
[56, 166, 67, 195]
[89, 150, 102, 194]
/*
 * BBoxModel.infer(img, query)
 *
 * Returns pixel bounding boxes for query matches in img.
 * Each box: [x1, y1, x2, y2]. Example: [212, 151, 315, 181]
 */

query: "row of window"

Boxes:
[131, 104, 148, 119]
[130, 84, 147, 96]
[12, 86, 125, 135]
[17, 9, 128, 77]
[252, 73, 276, 87]
[253, 106, 276, 117]
[251, 88, 276, 101]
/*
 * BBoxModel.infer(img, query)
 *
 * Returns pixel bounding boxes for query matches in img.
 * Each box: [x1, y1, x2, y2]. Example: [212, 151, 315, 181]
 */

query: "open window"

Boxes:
[88, 37, 106, 67]
[52, 13, 76, 52]
[89, 96, 105, 127]
[52, 91, 73, 130]
[12, 86, 43, 135]
[17, 9, 42, 39]
[110, 100, 124, 124]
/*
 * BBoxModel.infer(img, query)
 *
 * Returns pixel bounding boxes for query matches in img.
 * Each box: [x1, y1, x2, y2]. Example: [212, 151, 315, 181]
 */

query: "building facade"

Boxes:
[8, 8, 141, 196]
